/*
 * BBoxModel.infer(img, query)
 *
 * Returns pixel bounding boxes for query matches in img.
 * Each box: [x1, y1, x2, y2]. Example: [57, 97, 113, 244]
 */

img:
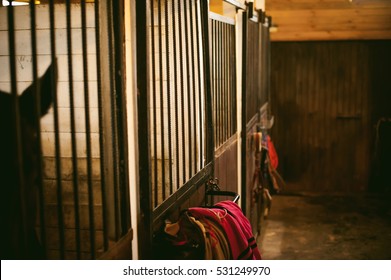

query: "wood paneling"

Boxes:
[270, 41, 391, 193]
[266, 0, 391, 41]
[214, 137, 238, 194]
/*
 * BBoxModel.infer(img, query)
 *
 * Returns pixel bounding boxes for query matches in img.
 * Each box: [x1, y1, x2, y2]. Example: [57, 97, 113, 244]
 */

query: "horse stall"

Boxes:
[1, 0, 131, 259]
[135, 0, 214, 259]
[240, 8, 273, 238]
[1, 0, 272, 260]
[135, 0, 272, 259]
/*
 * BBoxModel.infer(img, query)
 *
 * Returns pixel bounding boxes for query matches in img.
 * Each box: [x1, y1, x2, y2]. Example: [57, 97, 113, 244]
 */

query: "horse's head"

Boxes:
[0, 61, 57, 259]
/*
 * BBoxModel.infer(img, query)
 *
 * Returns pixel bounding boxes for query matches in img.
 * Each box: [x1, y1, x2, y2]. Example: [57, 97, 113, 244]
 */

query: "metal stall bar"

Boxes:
[266, 17, 272, 117]
[178, 0, 186, 185]
[217, 21, 222, 147]
[217, 20, 220, 147]
[136, 0, 152, 259]
[189, 0, 198, 176]
[150, 0, 158, 208]
[240, 10, 248, 215]
[223, 22, 227, 144]
[172, 0, 180, 189]
[211, 19, 216, 147]
[81, 0, 96, 259]
[157, 0, 166, 202]
[94, 0, 109, 253]
[49, 0, 65, 259]
[225, 23, 230, 142]
[106, 0, 121, 240]
[165, 0, 174, 196]
[200, 0, 214, 163]
[230, 24, 236, 136]
[195, 0, 203, 171]
[7, 1, 27, 257]
[226, 23, 230, 137]
[96, 0, 131, 257]
[29, 0, 47, 258]
[213, 19, 219, 147]
[106, 1, 130, 241]
[184, 0, 193, 179]
[65, 0, 82, 259]
[225, 22, 229, 139]
[112, 0, 130, 239]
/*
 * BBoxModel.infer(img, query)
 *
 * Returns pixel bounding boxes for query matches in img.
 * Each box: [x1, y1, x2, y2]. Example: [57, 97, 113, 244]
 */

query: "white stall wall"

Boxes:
[0, 4, 105, 259]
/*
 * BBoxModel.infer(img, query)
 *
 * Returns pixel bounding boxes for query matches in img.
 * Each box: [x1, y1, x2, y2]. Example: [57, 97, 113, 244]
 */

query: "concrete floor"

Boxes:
[258, 192, 391, 260]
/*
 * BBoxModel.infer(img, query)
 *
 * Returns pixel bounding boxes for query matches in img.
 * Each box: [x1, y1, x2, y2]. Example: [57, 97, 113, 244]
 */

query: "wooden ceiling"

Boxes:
[266, 0, 391, 41]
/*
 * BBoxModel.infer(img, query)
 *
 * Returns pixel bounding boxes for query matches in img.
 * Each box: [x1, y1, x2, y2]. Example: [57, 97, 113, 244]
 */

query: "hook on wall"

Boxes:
[205, 178, 240, 206]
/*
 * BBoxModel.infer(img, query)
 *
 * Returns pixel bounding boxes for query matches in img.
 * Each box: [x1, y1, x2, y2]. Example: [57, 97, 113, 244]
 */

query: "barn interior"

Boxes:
[1, 0, 390, 260]
[258, 0, 391, 259]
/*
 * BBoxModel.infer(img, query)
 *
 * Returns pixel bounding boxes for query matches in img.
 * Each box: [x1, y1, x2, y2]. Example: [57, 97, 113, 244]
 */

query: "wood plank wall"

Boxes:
[270, 40, 391, 193]
[267, 0, 391, 41]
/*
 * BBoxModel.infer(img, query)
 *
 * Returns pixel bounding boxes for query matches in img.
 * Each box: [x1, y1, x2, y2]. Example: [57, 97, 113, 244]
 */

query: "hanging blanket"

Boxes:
[188, 201, 262, 260]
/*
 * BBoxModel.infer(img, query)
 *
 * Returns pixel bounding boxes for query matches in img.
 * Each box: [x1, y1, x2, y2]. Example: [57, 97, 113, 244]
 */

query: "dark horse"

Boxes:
[0, 62, 56, 259]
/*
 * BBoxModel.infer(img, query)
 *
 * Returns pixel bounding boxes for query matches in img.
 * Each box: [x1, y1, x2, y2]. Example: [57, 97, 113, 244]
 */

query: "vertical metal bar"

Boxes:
[65, 0, 81, 259]
[224, 24, 230, 140]
[214, 20, 218, 147]
[210, 19, 219, 148]
[221, 22, 225, 146]
[231, 24, 237, 133]
[241, 12, 248, 216]
[29, 0, 47, 259]
[215, 20, 218, 147]
[216, 20, 219, 147]
[164, 0, 173, 195]
[200, 0, 214, 163]
[221, 22, 225, 144]
[226, 24, 231, 137]
[112, 0, 129, 237]
[172, 0, 180, 189]
[158, 0, 166, 201]
[231, 25, 235, 135]
[183, 0, 193, 178]
[231, 24, 234, 136]
[226, 23, 229, 139]
[228, 24, 231, 137]
[218, 21, 222, 146]
[229, 23, 233, 135]
[81, 0, 95, 259]
[222, 22, 225, 142]
[266, 23, 272, 117]
[136, 0, 152, 259]
[178, 0, 186, 184]
[94, 0, 109, 253]
[150, 0, 158, 208]
[195, 0, 203, 169]
[7, 1, 28, 257]
[106, 0, 121, 240]
[221, 22, 227, 144]
[49, 0, 65, 259]
[224, 23, 227, 141]
[189, 0, 197, 175]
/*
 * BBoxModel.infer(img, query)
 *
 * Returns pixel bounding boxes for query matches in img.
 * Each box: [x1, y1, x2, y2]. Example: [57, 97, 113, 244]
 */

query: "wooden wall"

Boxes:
[267, 0, 391, 41]
[270, 40, 391, 193]
[214, 137, 238, 194]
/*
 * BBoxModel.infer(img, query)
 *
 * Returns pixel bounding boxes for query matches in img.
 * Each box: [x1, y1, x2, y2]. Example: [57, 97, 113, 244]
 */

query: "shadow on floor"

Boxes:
[258, 192, 391, 260]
